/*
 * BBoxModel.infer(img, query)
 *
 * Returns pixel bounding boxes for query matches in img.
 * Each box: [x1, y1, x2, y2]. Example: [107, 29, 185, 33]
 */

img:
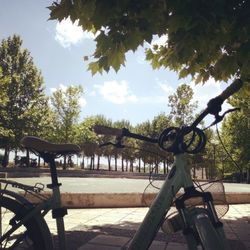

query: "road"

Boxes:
[2, 176, 250, 194]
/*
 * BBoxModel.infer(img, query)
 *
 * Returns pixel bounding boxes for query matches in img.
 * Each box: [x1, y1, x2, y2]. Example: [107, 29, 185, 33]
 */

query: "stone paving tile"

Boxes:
[243, 241, 250, 249]
[77, 235, 130, 250]
[89, 235, 130, 246]
[45, 204, 250, 249]
[165, 242, 189, 250]
[148, 240, 167, 250]
[78, 243, 121, 250]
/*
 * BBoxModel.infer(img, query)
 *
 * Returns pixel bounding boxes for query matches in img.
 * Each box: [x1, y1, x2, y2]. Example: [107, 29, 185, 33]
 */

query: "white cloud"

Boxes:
[156, 79, 174, 94]
[189, 78, 231, 111]
[151, 34, 168, 48]
[50, 84, 67, 93]
[135, 80, 173, 105]
[190, 78, 222, 107]
[94, 80, 138, 104]
[55, 17, 96, 48]
[79, 97, 87, 108]
[88, 90, 96, 96]
[136, 54, 146, 64]
[139, 95, 168, 104]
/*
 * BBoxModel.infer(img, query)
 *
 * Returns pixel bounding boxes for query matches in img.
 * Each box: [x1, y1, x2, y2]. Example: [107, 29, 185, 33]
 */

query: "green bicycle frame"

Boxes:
[128, 153, 228, 250]
[0, 183, 66, 250]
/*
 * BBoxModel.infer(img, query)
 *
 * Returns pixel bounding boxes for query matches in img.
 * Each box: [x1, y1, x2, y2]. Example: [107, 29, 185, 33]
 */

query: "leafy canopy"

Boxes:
[50, 85, 83, 143]
[0, 35, 49, 149]
[168, 83, 197, 125]
[221, 84, 250, 172]
[49, 0, 250, 83]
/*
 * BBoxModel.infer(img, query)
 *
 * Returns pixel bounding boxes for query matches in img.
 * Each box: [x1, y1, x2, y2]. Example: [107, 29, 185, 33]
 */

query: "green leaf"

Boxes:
[88, 61, 101, 75]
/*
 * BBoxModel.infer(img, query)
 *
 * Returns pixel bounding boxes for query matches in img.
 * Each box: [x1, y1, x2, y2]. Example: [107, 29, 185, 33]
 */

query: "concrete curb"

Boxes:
[25, 192, 250, 208]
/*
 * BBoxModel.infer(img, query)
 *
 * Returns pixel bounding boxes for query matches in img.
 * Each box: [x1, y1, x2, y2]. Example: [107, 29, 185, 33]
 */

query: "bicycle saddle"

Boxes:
[21, 136, 81, 155]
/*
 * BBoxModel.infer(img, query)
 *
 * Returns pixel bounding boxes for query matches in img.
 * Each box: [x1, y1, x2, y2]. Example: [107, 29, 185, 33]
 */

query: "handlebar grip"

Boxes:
[93, 125, 123, 137]
[218, 79, 243, 101]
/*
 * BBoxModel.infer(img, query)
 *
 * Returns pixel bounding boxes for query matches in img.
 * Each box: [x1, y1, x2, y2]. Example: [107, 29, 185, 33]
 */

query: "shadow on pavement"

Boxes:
[52, 217, 249, 250]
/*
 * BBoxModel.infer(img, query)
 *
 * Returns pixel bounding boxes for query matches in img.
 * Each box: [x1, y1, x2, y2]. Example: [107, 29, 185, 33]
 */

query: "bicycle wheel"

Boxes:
[194, 212, 226, 250]
[0, 196, 53, 249]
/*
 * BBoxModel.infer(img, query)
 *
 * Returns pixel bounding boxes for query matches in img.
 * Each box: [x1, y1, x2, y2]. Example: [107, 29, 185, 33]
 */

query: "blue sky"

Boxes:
[0, 1, 230, 127]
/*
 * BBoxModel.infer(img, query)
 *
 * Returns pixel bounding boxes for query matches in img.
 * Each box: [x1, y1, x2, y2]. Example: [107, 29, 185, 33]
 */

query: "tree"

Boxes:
[49, 1, 250, 83]
[150, 113, 173, 173]
[79, 115, 112, 170]
[221, 85, 250, 182]
[50, 85, 83, 143]
[168, 83, 197, 125]
[50, 85, 83, 169]
[0, 35, 49, 167]
[0, 67, 11, 139]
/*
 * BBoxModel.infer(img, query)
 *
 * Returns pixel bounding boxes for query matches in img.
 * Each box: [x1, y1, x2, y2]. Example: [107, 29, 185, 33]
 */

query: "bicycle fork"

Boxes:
[175, 189, 229, 250]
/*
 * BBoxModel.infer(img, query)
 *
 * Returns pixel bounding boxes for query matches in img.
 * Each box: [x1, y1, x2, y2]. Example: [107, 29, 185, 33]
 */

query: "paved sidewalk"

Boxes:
[44, 204, 250, 250]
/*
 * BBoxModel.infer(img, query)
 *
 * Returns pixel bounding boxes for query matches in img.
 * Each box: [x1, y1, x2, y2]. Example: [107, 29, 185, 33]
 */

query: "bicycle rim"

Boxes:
[0, 196, 53, 250]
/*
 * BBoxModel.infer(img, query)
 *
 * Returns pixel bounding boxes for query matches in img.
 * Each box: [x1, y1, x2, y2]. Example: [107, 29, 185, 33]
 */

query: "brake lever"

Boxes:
[204, 108, 240, 130]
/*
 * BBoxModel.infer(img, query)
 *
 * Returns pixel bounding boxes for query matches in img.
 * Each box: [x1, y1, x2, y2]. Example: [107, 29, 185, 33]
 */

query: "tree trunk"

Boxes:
[247, 168, 250, 184]
[239, 170, 243, 183]
[81, 156, 85, 169]
[38, 156, 41, 168]
[130, 160, 133, 172]
[138, 157, 141, 173]
[26, 149, 30, 167]
[193, 164, 196, 179]
[108, 156, 111, 171]
[154, 159, 158, 174]
[63, 155, 67, 170]
[92, 155, 95, 169]
[121, 157, 124, 172]
[90, 156, 95, 170]
[14, 149, 18, 161]
[97, 155, 100, 170]
[115, 156, 117, 171]
[2, 146, 10, 168]
[205, 166, 209, 180]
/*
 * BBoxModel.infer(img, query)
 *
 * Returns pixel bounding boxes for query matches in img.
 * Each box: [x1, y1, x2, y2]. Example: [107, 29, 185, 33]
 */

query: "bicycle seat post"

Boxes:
[43, 153, 67, 250]
[44, 154, 60, 189]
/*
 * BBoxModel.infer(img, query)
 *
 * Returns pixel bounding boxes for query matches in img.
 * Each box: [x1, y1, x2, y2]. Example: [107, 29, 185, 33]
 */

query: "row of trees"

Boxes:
[0, 35, 83, 168]
[0, 35, 249, 182]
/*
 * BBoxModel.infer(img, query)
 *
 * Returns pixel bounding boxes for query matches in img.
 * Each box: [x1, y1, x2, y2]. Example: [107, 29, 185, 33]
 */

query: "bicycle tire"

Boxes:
[0, 196, 53, 250]
[194, 212, 226, 250]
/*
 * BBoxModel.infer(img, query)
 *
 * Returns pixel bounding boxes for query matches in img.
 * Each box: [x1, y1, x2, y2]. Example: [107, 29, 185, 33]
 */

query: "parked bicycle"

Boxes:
[0, 139, 80, 249]
[93, 79, 243, 250]
[0, 79, 243, 250]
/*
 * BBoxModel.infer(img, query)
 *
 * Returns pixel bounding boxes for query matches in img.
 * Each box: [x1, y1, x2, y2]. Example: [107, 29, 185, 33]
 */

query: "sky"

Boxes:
[0, 1, 231, 127]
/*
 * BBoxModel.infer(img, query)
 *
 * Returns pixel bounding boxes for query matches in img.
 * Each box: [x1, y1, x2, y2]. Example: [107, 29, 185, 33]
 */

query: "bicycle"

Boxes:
[0, 79, 243, 250]
[93, 79, 243, 250]
[0, 139, 80, 249]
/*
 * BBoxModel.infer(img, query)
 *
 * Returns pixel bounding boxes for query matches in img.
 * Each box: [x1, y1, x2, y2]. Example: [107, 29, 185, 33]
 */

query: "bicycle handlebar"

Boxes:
[93, 79, 243, 152]
[218, 79, 243, 101]
[93, 125, 123, 137]
[190, 79, 243, 128]
[93, 125, 158, 143]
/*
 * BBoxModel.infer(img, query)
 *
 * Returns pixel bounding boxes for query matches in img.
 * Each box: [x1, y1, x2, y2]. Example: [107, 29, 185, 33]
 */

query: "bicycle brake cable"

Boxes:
[203, 108, 240, 130]
[216, 124, 241, 171]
